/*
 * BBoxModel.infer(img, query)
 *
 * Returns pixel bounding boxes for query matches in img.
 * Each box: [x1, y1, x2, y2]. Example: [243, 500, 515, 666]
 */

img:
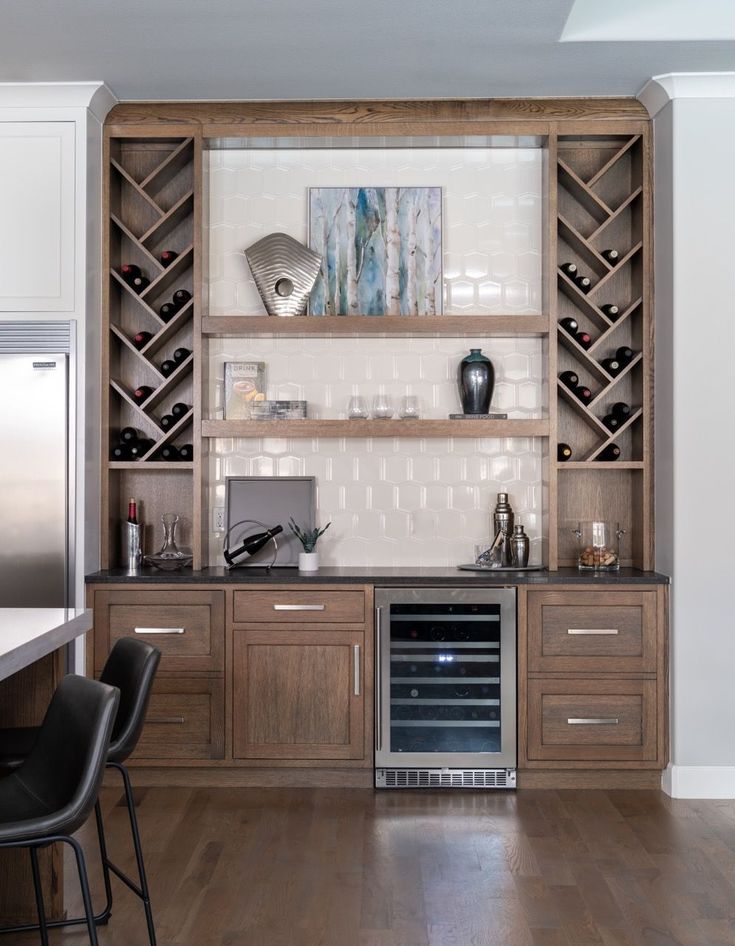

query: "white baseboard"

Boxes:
[662, 764, 735, 798]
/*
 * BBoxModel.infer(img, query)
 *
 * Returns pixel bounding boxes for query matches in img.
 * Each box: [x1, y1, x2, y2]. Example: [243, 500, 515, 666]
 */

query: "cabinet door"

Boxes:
[233, 629, 364, 761]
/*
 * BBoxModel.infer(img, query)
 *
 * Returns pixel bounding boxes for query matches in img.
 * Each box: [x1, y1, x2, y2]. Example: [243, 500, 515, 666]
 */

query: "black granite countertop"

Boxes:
[86, 566, 669, 586]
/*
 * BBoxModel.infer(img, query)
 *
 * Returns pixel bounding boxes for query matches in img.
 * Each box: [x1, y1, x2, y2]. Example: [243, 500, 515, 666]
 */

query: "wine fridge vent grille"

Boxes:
[376, 769, 516, 790]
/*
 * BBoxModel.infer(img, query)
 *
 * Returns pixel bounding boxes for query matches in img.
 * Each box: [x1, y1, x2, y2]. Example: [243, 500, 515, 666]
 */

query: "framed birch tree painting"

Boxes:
[308, 187, 442, 316]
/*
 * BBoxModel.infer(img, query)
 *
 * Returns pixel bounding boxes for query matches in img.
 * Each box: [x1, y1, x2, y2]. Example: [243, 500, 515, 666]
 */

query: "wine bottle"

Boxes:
[171, 402, 189, 419]
[132, 385, 153, 404]
[575, 331, 592, 350]
[616, 346, 634, 365]
[131, 275, 150, 293]
[160, 249, 178, 267]
[129, 438, 155, 459]
[120, 426, 138, 444]
[111, 444, 131, 461]
[159, 359, 177, 378]
[160, 414, 175, 431]
[559, 371, 579, 390]
[224, 524, 285, 566]
[559, 317, 578, 334]
[127, 497, 138, 524]
[159, 302, 177, 323]
[128, 441, 148, 459]
[574, 275, 592, 293]
[600, 304, 620, 321]
[173, 347, 191, 364]
[611, 401, 631, 420]
[602, 414, 621, 432]
[601, 249, 620, 265]
[559, 262, 578, 278]
[133, 332, 153, 354]
[575, 386, 593, 405]
[557, 442, 573, 462]
[597, 444, 621, 461]
[601, 358, 622, 377]
[172, 289, 192, 308]
[178, 443, 194, 461]
[158, 444, 180, 461]
[121, 263, 141, 281]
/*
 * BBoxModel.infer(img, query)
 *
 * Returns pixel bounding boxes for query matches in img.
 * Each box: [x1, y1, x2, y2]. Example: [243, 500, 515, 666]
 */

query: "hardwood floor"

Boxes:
[12, 786, 735, 945]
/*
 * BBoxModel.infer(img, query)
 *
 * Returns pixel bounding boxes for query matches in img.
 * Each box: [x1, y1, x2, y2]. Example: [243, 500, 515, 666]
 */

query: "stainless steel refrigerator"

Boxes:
[0, 322, 72, 607]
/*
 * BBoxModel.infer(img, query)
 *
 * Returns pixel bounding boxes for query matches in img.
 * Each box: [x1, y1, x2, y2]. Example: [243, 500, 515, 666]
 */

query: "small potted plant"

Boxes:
[289, 517, 331, 572]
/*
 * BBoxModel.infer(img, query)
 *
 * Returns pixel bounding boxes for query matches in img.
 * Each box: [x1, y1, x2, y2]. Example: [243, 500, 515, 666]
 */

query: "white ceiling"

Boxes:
[3, 0, 735, 101]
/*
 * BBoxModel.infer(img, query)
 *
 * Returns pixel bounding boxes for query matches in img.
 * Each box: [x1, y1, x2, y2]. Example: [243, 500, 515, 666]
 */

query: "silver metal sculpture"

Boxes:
[244, 232, 322, 317]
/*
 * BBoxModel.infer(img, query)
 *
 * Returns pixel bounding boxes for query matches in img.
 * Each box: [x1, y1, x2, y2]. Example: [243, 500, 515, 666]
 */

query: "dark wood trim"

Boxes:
[106, 98, 648, 131]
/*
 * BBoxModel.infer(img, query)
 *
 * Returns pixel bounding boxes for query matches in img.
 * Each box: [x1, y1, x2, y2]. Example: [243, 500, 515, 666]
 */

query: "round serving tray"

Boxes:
[456, 564, 546, 573]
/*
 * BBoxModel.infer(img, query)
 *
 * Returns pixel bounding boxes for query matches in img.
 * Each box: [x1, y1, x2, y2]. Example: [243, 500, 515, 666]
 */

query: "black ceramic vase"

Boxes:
[458, 348, 494, 415]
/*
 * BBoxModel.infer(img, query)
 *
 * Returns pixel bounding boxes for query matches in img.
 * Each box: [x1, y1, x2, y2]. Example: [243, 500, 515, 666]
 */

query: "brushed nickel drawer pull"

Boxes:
[273, 604, 326, 611]
[353, 644, 361, 697]
[151, 716, 185, 725]
[567, 628, 619, 635]
[134, 627, 185, 635]
[567, 717, 620, 725]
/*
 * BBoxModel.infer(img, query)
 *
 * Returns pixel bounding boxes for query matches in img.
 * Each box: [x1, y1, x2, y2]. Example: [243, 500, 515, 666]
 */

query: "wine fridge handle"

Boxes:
[375, 606, 383, 752]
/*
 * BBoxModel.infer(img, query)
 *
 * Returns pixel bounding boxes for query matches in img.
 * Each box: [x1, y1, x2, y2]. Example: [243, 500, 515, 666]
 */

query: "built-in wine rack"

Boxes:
[102, 135, 200, 566]
[554, 133, 652, 567]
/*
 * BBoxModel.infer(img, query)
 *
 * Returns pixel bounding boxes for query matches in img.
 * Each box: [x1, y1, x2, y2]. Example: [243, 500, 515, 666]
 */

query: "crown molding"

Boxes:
[0, 82, 117, 122]
[639, 72, 735, 117]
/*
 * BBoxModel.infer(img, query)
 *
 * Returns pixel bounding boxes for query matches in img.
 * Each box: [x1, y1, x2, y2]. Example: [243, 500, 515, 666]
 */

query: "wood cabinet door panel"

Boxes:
[130, 676, 224, 760]
[527, 678, 657, 763]
[233, 630, 364, 760]
[233, 590, 364, 625]
[528, 591, 656, 673]
[94, 590, 225, 672]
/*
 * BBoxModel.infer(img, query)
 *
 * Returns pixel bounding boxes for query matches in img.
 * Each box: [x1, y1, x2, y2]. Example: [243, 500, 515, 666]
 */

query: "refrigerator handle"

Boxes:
[375, 606, 383, 753]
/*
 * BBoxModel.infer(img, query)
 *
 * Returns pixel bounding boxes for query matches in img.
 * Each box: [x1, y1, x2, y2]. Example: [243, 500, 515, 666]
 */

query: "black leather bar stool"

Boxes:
[0, 637, 161, 945]
[0, 674, 119, 946]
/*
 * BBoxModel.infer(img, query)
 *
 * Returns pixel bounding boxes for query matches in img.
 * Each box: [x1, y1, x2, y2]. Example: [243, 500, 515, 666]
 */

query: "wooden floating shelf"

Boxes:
[201, 315, 549, 338]
[108, 461, 194, 470]
[202, 418, 549, 439]
[559, 461, 644, 470]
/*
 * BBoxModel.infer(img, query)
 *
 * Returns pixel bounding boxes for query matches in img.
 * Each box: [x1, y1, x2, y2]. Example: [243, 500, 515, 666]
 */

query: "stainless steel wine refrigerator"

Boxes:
[374, 588, 517, 789]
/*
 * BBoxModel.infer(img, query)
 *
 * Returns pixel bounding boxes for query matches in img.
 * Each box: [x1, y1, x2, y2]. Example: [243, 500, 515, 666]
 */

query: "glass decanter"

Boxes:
[145, 513, 193, 571]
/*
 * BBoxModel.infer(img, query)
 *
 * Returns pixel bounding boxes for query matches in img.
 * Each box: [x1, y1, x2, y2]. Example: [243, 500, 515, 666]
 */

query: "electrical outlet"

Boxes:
[213, 507, 226, 533]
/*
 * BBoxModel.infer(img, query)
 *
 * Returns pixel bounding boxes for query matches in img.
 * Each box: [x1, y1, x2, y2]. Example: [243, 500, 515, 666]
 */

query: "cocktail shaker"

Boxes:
[492, 492, 515, 567]
[510, 524, 530, 567]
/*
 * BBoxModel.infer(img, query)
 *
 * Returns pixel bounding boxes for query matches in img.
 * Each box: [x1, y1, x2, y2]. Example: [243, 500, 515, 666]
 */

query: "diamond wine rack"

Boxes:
[106, 137, 196, 467]
[556, 135, 647, 467]
[553, 132, 652, 568]
[102, 134, 199, 567]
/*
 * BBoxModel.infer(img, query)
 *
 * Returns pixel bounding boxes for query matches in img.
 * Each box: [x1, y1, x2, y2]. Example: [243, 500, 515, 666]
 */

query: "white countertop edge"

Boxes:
[0, 609, 92, 682]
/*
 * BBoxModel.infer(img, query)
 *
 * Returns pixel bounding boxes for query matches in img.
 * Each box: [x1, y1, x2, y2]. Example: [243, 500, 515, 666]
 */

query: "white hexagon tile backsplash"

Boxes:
[206, 146, 542, 316]
[207, 337, 543, 420]
[205, 144, 545, 566]
[208, 433, 545, 567]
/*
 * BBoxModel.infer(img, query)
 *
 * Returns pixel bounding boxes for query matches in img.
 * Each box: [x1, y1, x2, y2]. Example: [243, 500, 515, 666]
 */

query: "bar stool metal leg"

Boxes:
[109, 761, 157, 946]
[28, 846, 49, 946]
[65, 835, 100, 946]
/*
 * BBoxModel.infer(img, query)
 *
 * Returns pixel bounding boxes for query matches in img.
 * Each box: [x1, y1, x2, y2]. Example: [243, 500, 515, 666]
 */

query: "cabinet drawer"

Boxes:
[131, 676, 224, 761]
[527, 678, 657, 763]
[94, 590, 225, 673]
[528, 591, 656, 673]
[233, 589, 365, 625]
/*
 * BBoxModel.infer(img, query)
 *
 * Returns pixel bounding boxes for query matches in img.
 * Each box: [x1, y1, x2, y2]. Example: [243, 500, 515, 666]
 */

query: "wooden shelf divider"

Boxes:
[202, 418, 549, 440]
[201, 314, 549, 337]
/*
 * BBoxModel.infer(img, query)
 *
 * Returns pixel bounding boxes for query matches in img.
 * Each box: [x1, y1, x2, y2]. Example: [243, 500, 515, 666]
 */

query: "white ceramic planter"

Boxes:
[298, 551, 319, 572]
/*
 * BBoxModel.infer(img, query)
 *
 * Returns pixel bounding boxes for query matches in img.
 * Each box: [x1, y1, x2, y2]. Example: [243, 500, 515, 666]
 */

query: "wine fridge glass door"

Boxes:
[375, 588, 517, 770]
